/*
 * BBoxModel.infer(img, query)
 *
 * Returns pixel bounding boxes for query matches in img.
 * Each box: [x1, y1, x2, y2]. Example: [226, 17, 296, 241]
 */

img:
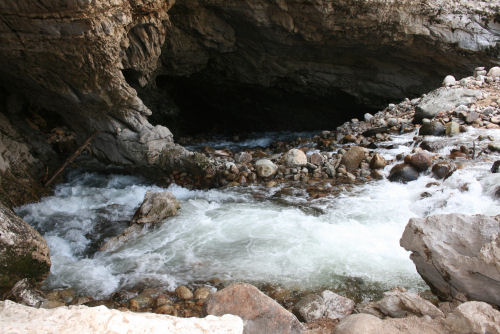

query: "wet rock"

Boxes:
[400, 214, 500, 306]
[445, 122, 460, 136]
[487, 66, 500, 78]
[295, 290, 355, 323]
[255, 159, 278, 178]
[0, 202, 51, 292]
[129, 294, 154, 311]
[100, 223, 143, 251]
[205, 282, 304, 334]
[284, 149, 308, 167]
[488, 143, 500, 152]
[432, 161, 457, 179]
[235, 152, 253, 164]
[408, 153, 432, 172]
[419, 120, 445, 136]
[340, 146, 366, 172]
[465, 111, 480, 124]
[369, 154, 386, 169]
[414, 88, 483, 122]
[443, 301, 500, 334]
[176, 286, 194, 300]
[388, 164, 419, 183]
[362, 127, 389, 137]
[154, 304, 177, 315]
[491, 160, 500, 173]
[5, 279, 46, 307]
[376, 288, 444, 319]
[132, 191, 180, 224]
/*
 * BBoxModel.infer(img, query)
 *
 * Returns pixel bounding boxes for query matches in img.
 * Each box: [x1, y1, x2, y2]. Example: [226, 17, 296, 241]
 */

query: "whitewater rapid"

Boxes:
[16, 129, 500, 300]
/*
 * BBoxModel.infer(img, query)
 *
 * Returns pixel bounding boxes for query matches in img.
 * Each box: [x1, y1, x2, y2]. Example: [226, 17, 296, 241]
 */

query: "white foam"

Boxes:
[16, 129, 500, 299]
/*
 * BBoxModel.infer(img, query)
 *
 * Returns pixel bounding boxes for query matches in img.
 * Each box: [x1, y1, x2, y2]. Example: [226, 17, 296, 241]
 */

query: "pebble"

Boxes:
[176, 286, 193, 300]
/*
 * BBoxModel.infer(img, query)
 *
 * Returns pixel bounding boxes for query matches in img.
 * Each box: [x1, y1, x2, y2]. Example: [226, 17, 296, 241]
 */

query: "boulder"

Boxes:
[487, 67, 500, 78]
[443, 301, 500, 334]
[0, 300, 244, 334]
[205, 282, 304, 334]
[442, 75, 456, 87]
[400, 214, 500, 306]
[375, 288, 443, 319]
[284, 149, 307, 167]
[414, 88, 483, 122]
[255, 159, 278, 178]
[0, 202, 51, 292]
[369, 154, 386, 169]
[132, 191, 180, 224]
[419, 121, 446, 136]
[295, 290, 355, 323]
[388, 164, 419, 183]
[432, 161, 457, 179]
[340, 146, 367, 172]
[408, 153, 432, 172]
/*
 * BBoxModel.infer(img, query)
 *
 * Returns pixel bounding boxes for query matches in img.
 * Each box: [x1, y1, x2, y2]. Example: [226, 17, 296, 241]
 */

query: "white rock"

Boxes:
[400, 214, 500, 306]
[364, 113, 373, 121]
[442, 75, 456, 86]
[0, 300, 244, 334]
[487, 66, 500, 78]
[255, 159, 278, 178]
[443, 301, 500, 334]
[283, 148, 307, 167]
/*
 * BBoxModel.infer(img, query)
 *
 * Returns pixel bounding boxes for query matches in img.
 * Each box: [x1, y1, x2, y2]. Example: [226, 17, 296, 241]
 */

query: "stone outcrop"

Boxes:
[0, 202, 50, 293]
[205, 283, 304, 334]
[0, 300, 244, 334]
[400, 214, 500, 306]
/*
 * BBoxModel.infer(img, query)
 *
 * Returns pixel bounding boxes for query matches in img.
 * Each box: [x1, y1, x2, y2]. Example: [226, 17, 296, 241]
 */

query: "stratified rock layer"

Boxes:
[400, 214, 500, 306]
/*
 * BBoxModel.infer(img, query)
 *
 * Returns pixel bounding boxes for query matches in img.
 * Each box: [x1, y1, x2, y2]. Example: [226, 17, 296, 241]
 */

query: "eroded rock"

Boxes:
[400, 214, 500, 306]
[295, 290, 355, 323]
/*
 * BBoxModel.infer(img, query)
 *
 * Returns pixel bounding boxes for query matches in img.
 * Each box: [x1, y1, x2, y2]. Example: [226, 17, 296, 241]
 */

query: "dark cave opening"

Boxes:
[150, 73, 377, 138]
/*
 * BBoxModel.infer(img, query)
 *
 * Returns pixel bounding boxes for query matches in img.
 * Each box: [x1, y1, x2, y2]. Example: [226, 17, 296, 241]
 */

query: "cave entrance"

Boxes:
[150, 73, 376, 138]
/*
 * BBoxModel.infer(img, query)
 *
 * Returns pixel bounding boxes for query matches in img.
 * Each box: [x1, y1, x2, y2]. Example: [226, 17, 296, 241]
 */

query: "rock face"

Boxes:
[0, 202, 50, 293]
[295, 290, 355, 323]
[400, 214, 500, 306]
[0, 300, 244, 334]
[132, 191, 180, 224]
[414, 88, 483, 122]
[205, 283, 304, 334]
[1, 0, 499, 143]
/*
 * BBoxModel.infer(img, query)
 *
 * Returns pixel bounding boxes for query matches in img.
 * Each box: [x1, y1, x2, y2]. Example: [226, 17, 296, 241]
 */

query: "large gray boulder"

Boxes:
[0, 202, 51, 292]
[400, 214, 500, 306]
[205, 283, 304, 334]
[414, 88, 483, 122]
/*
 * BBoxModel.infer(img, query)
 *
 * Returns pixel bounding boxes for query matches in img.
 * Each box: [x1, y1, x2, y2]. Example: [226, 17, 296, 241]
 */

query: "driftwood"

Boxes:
[44, 132, 98, 187]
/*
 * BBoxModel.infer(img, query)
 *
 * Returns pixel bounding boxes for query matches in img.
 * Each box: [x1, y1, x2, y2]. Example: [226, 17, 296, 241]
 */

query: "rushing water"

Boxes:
[16, 129, 500, 300]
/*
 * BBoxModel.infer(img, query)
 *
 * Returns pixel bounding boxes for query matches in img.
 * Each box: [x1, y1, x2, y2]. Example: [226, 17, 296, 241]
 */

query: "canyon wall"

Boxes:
[0, 0, 498, 170]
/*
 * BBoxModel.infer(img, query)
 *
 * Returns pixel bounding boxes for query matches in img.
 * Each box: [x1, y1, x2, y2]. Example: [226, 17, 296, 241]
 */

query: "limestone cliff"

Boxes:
[0, 0, 499, 167]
